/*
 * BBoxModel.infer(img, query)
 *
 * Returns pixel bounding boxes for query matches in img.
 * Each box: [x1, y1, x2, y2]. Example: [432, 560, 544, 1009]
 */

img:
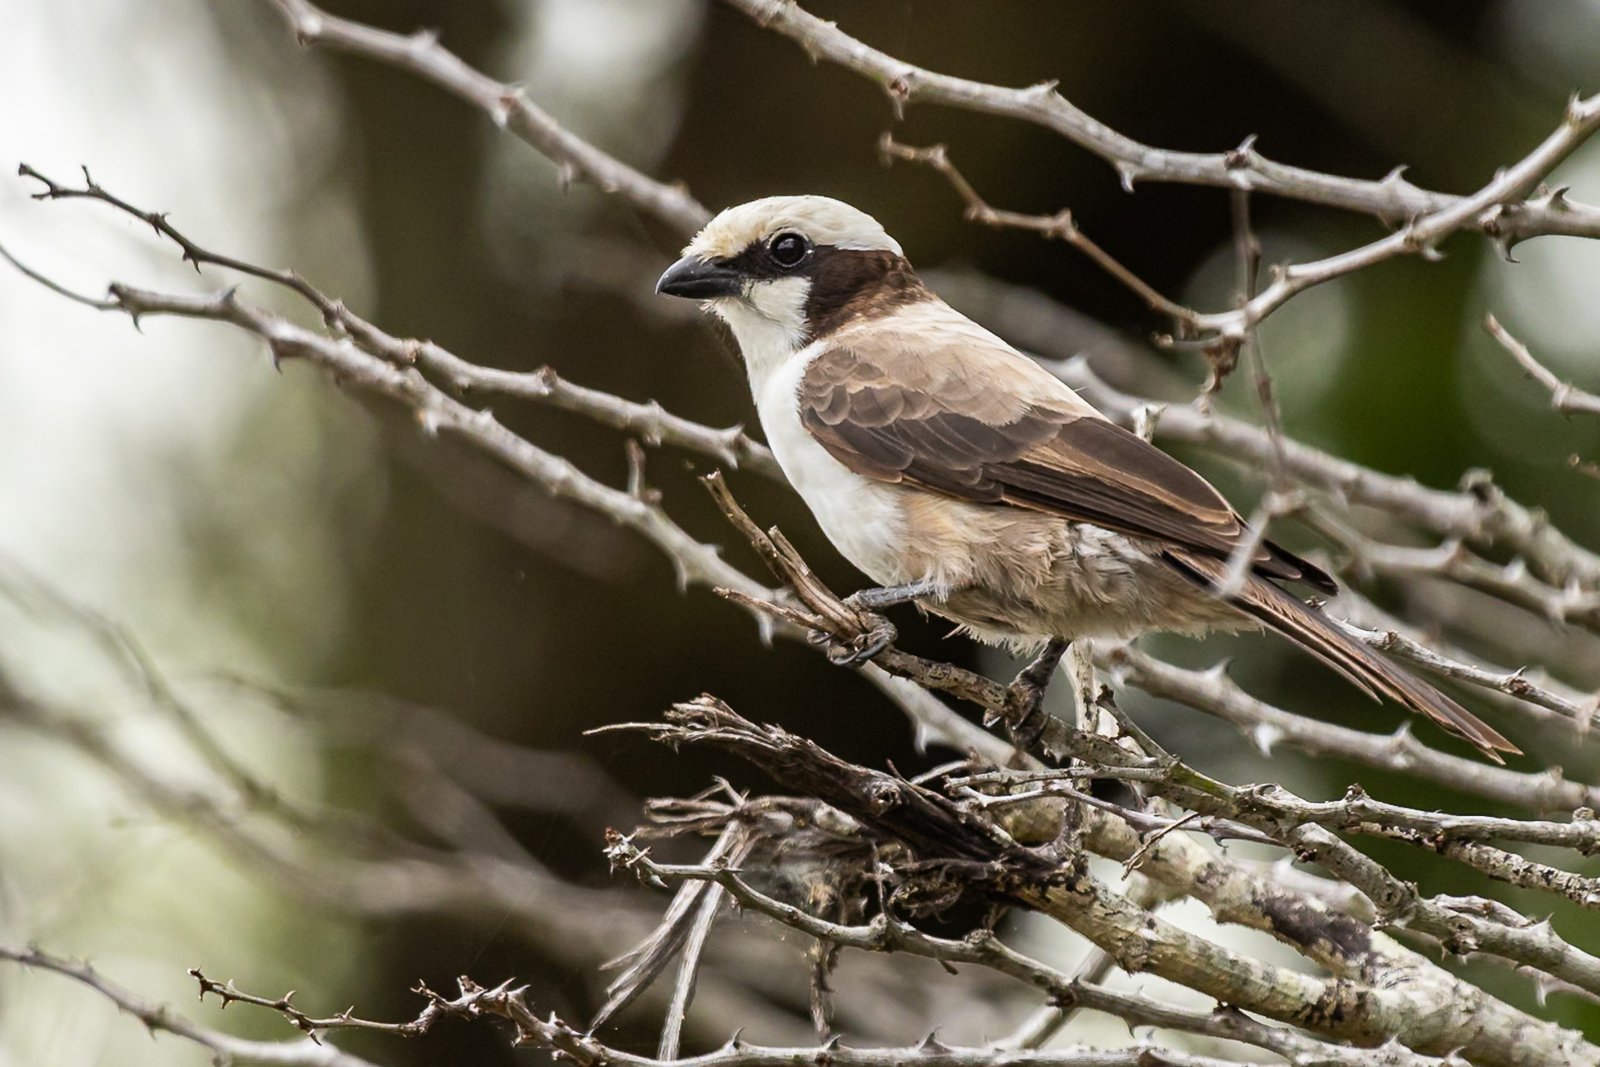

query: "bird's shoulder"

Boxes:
[805, 297, 1101, 423]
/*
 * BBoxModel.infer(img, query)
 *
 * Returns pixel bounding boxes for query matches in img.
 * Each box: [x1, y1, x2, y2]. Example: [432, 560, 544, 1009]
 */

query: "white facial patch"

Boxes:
[709, 275, 812, 379]
[744, 275, 811, 334]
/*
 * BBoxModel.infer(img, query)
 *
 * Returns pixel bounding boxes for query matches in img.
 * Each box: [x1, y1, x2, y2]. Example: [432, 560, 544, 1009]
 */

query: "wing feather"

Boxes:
[799, 326, 1335, 593]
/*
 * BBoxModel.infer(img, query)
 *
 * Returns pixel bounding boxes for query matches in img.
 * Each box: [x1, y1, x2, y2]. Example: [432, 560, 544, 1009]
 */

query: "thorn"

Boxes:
[1223, 134, 1258, 170]
[1379, 163, 1414, 191]
[1249, 722, 1282, 757]
[493, 84, 524, 129]
[408, 27, 441, 53]
[1566, 90, 1587, 126]
[885, 74, 912, 120]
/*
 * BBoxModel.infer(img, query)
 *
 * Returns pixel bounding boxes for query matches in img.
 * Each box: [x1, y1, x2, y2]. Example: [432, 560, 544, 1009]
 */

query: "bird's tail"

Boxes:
[1164, 551, 1519, 763]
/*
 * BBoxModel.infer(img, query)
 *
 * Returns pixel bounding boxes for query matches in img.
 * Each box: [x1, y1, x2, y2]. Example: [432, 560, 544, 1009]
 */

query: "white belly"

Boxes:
[754, 349, 910, 586]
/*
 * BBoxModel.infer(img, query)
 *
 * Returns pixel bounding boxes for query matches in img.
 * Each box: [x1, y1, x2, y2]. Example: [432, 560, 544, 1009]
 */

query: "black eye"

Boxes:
[768, 232, 811, 268]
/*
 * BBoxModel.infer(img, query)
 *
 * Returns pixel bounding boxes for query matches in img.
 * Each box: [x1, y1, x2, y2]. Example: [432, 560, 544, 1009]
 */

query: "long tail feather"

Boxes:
[1163, 551, 1519, 762]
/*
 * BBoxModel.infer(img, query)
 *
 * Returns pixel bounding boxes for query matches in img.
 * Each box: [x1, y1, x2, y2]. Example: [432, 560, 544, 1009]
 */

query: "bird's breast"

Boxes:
[753, 350, 911, 587]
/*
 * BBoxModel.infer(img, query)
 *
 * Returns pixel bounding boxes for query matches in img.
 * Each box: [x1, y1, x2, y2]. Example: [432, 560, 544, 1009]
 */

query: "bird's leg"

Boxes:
[993, 638, 1071, 747]
[807, 579, 945, 668]
[842, 578, 946, 612]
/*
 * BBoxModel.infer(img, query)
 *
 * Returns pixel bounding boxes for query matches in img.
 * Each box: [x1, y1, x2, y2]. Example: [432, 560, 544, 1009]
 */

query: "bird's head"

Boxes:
[657, 196, 925, 361]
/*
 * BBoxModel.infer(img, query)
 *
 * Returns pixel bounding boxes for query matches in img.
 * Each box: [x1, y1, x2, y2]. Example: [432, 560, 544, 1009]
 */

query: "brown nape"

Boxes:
[804, 249, 932, 340]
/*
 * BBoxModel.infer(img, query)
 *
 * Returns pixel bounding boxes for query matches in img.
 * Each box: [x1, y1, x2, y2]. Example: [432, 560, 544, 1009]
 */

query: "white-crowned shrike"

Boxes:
[656, 195, 1515, 762]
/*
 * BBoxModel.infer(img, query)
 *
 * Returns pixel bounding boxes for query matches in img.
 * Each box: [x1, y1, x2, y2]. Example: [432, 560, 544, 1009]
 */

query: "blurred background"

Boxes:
[2, 1, 1599, 1063]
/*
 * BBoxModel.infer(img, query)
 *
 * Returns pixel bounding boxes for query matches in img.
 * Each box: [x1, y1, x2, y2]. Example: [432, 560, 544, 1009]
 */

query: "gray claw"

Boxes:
[821, 617, 896, 668]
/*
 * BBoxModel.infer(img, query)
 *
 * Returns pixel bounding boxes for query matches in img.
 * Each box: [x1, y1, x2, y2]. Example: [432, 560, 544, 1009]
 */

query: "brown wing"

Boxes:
[800, 341, 1336, 593]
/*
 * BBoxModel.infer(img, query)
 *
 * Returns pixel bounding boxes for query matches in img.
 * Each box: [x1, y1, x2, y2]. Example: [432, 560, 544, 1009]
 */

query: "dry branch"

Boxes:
[725, 0, 1600, 246]
[265, 0, 707, 236]
[615, 698, 1596, 1065]
[0, 946, 383, 1067]
[1486, 313, 1600, 417]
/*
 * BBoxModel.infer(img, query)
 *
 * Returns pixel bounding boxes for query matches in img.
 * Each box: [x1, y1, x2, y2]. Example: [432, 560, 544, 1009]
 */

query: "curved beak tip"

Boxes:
[656, 256, 742, 300]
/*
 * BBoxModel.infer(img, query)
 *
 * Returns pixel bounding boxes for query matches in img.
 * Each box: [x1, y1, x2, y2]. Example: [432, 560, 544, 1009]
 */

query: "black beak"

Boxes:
[656, 256, 743, 299]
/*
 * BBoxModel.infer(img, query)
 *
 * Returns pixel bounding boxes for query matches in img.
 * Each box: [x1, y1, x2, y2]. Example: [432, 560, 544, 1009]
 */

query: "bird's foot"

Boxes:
[988, 638, 1071, 749]
[993, 677, 1050, 748]
[804, 581, 938, 668]
[807, 597, 897, 667]
[810, 613, 897, 668]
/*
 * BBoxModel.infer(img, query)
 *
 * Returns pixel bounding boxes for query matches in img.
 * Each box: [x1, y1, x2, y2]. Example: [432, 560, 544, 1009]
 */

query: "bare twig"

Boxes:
[1104, 643, 1599, 811]
[880, 113, 1600, 347]
[1057, 356, 1600, 592]
[1485, 313, 1600, 417]
[0, 946, 383, 1067]
[728, 0, 1600, 247]
[1337, 616, 1600, 733]
[265, 0, 708, 237]
[879, 136, 1196, 327]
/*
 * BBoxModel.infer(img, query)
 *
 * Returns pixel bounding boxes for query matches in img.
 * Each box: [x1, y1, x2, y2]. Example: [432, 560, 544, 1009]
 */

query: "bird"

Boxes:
[655, 195, 1517, 763]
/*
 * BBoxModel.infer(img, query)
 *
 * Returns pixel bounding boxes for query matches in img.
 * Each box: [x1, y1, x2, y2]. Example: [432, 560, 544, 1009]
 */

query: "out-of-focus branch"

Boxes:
[882, 126, 1600, 356]
[879, 136, 1196, 327]
[263, 0, 708, 237]
[0, 946, 384, 1067]
[1336, 616, 1599, 732]
[1105, 644, 1598, 811]
[1486, 313, 1600, 417]
[0, 652, 804, 1041]
[1058, 356, 1600, 593]
[727, 0, 1600, 247]
[184, 964, 1314, 1067]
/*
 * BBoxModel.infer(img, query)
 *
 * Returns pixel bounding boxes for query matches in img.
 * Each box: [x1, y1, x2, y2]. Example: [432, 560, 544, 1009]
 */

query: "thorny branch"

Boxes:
[725, 0, 1600, 246]
[1485, 313, 1600, 418]
[608, 699, 1595, 1065]
[265, 0, 707, 236]
[4, 945, 1375, 1067]
[0, 946, 383, 1067]
[880, 108, 1600, 353]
